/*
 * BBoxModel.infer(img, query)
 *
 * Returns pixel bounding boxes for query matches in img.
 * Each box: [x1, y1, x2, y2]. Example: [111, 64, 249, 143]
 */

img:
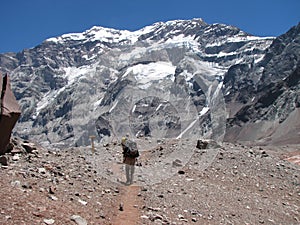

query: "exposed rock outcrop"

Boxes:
[0, 73, 21, 154]
[224, 23, 300, 145]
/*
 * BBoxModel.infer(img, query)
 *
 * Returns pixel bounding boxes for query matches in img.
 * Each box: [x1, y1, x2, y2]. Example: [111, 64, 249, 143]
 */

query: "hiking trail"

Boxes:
[112, 185, 141, 225]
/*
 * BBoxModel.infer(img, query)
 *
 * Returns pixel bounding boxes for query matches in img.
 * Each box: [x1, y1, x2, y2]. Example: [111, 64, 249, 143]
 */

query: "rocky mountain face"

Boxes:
[224, 23, 300, 145]
[0, 18, 299, 147]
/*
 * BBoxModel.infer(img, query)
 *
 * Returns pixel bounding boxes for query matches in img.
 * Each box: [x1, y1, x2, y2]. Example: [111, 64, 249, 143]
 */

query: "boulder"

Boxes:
[0, 155, 8, 166]
[0, 73, 21, 155]
[196, 139, 221, 149]
[196, 140, 208, 149]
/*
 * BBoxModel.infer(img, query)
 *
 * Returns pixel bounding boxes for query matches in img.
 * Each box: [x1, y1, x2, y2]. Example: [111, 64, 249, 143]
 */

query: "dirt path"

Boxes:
[109, 159, 143, 225]
[112, 185, 142, 225]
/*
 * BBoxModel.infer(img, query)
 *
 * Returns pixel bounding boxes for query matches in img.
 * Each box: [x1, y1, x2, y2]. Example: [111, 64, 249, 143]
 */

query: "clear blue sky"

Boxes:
[0, 0, 299, 53]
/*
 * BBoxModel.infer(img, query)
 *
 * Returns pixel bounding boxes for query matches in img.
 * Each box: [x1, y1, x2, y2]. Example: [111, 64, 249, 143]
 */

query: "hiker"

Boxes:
[121, 135, 139, 185]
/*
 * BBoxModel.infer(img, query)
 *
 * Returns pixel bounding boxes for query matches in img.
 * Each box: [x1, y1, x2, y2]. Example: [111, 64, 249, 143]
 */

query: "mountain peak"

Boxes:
[2, 19, 298, 147]
[45, 18, 209, 45]
[45, 25, 135, 44]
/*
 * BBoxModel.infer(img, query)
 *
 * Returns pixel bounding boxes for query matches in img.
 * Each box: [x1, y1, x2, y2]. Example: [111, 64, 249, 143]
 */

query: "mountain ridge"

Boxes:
[0, 19, 298, 148]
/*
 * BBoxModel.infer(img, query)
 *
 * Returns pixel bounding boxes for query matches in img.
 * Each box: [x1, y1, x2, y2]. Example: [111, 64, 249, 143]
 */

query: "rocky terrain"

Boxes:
[0, 138, 299, 225]
[0, 18, 299, 225]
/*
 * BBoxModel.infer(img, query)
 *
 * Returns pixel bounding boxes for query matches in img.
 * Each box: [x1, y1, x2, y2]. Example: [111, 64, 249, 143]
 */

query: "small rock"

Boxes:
[12, 154, 20, 161]
[0, 155, 8, 166]
[22, 143, 36, 153]
[119, 203, 124, 211]
[11, 180, 21, 188]
[191, 210, 199, 215]
[178, 214, 185, 219]
[153, 214, 163, 221]
[172, 159, 183, 167]
[49, 195, 58, 201]
[6, 142, 14, 152]
[99, 214, 106, 219]
[186, 178, 194, 182]
[261, 151, 268, 157]
[70, 215, 87, 225]
[78, 199, 88, 205]
[148, 207, 161, 211]
[49, 186, 56, 194]
[43, 218, 55, 224]
[141, 187, 148, 192]
[38, 168, 47, 174]
[22, 182, 32, 189]
[178, 170, 185, 175]
[141, 215, 149, 219]
[208, 214, 213, 220]
[104, 189, 111, 193]
[11, 147, 24, 154]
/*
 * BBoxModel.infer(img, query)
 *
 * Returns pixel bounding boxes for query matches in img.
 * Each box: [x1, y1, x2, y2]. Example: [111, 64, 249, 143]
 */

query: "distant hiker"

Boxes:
[121, 135, 139, 185]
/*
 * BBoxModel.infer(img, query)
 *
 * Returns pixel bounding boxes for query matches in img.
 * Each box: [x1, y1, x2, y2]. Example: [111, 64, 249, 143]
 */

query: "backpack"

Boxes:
[122, 139, 139, 158]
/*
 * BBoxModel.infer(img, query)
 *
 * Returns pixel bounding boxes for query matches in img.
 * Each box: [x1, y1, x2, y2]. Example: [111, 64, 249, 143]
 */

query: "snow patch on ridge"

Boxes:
[34, 87, 66, 118]
[46, 26, 140, 45]
[130, 61, 176, 89]
[64, 66, 94, 84]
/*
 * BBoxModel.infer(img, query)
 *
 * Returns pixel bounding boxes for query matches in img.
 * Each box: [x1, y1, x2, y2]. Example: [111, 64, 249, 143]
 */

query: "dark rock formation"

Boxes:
[0, 73, 21, 154]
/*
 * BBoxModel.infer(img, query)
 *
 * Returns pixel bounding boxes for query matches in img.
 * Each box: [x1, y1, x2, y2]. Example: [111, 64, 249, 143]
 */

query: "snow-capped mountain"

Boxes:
[0, 18, 299, 147]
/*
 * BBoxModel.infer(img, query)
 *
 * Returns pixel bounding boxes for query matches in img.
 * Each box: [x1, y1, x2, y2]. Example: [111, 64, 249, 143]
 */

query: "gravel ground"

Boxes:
[0, 139, 299, 225]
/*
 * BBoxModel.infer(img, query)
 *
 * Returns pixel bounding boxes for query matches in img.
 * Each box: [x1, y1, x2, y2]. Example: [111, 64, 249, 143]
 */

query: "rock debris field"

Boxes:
[0, 138, 299, 225]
